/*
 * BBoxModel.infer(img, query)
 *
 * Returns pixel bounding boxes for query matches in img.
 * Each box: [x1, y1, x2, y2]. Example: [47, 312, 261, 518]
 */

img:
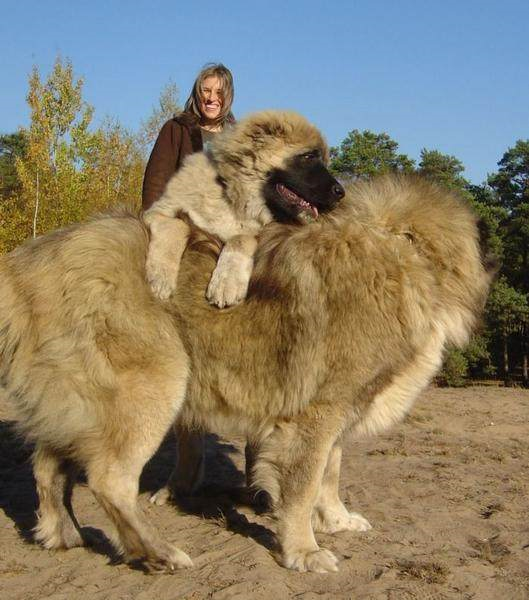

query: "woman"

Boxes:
[142, 63, 235, 210]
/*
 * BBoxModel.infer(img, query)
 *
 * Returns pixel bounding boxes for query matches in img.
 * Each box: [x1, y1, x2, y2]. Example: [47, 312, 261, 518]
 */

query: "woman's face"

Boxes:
[199, 75, 223, 122]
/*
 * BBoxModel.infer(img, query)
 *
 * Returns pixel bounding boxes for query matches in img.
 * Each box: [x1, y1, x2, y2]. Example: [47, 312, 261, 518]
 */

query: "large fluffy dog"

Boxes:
[144, 110, 344, 306]
[0, 176, 495, 573]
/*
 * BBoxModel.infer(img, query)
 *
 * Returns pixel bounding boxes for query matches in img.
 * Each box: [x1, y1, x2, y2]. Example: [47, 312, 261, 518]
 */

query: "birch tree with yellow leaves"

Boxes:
[0, 57, 144, 252]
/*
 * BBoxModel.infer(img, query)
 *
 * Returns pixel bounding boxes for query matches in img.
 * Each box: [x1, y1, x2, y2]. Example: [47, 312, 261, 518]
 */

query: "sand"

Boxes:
[1, 386, 528, 599]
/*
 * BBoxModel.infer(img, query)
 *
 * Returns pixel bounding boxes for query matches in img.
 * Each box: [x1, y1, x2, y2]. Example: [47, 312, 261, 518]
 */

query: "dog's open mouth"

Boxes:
[276, 183, 319, 220]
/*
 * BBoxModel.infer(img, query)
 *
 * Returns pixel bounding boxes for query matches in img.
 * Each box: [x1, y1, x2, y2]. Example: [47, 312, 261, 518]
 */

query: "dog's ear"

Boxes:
[245, 114, 287, 142]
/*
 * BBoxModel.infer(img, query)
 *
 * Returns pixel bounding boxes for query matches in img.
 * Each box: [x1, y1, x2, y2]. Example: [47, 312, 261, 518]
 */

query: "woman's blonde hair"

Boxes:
[184, 63, 235, 127]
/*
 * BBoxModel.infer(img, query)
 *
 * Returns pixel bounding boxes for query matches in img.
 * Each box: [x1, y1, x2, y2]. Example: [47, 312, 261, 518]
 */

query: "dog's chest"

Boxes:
[188, 202, 263, 241]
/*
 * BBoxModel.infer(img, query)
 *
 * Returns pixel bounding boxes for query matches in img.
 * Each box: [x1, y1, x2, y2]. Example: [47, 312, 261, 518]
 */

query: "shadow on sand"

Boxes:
[0, 420, 276, 566]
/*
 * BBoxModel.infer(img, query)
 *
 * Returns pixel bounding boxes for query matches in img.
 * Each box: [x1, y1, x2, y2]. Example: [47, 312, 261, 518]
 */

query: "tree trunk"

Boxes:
[32, 170, 40, 238]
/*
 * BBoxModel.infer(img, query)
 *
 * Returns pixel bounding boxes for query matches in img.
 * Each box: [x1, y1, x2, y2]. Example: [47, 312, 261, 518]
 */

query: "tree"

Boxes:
[10, 57, 97, 240]
[0, 132, 27, 200]
[467, 191, 507, 264]
[438, 349, 469, 387]
[485, 277, 529, 382]
[137, 81, 181, 153]
[330, 130, 415, 179]
[83, 118, 145, 212]
[417, 149, 469, 191]
[460, 141, 529, 385]
[467, 182, 500, 207]
[464, 334, 496, 378]
[501, 202, 529, 289]
[0, 57, 145, 253]
[488, 141, 529, 286]
[488, 140, 529, 210]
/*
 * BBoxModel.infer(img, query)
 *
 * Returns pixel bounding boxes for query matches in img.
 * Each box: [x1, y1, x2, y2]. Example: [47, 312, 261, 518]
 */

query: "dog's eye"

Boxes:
[300, 150, 319, 161]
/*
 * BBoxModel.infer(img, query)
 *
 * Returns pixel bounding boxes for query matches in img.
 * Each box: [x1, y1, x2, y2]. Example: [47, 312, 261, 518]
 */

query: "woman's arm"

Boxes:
[142, 120, 183, 210]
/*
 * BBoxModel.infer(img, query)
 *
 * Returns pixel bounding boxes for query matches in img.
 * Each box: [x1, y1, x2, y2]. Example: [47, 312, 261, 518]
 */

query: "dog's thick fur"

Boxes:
[0, 176, 495, 572]
[143, 110, 343, 306]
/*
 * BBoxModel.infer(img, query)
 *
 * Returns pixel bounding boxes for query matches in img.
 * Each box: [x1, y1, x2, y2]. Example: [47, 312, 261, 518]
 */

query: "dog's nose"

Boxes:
[332, 182, 345, 200]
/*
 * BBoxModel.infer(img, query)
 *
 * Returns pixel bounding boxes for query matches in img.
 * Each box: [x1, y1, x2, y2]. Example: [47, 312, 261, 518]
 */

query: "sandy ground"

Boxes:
[1, 386, 529, 600]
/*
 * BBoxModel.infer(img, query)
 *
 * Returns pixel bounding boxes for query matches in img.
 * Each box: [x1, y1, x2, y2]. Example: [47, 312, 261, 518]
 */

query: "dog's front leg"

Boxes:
[206, 234, 258, 308]
[144, 215, 190, 301]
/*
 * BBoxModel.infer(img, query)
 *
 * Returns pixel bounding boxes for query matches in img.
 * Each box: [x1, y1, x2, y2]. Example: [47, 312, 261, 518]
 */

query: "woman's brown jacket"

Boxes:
[141, 112, 203, 210]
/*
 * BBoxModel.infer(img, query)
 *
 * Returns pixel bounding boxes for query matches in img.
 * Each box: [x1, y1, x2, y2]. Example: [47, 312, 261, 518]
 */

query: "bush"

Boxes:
[438, 348, 469, 387]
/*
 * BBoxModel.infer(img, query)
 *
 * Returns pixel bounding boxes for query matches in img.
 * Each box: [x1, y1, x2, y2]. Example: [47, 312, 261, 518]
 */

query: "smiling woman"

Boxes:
[141, 63, 235, 210]
[183, 64, 235, 134]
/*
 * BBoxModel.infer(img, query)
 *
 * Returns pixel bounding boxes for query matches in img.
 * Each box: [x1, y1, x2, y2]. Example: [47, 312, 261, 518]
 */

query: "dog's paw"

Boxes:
[312, 505, 372, 534]
[141, 542, 194, 573]
[206, 262, 250, 308]
[281, 547, 339, 573]
[34, 519, 84, 550]
[145, 255, 179, 301]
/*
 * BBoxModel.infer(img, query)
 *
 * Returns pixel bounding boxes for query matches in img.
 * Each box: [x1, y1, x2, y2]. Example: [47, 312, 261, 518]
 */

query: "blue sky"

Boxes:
[1, 0, 528, 183]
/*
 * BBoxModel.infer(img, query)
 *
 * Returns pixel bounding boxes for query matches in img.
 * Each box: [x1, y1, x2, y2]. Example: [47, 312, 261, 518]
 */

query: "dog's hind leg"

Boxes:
[311, 443, 371, 534]
[33, 444, 83, 550]
[85, 369, 192, 572]
[87, 456, 192, 571]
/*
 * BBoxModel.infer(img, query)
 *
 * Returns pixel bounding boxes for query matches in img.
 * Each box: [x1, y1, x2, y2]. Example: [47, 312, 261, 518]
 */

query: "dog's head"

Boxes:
[209, 110, 344, 224]
[262, 145, 345, 224]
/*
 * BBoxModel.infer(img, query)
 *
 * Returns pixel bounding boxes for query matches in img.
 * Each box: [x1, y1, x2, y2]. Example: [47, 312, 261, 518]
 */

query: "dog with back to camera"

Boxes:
[0, 146, 496, 571]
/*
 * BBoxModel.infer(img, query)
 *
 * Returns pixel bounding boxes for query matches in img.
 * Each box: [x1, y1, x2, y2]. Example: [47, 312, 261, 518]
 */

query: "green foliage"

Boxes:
[488, 139, 529, 210]
[502, 202, 529, 293]
[330, 130, 415, 179]
[484, 278, 528, 380]
[0, 132, 27, 199]
[469, 197, 507, 263]
[486, 140, 529, 318]
[418, 149, 468, 191]
[479, 140, 529, 382]
[438, 349, 469, 387]
[417, 148, 478, 211]
[464, 334, 496, 377]
[486, 277, 528, 337]
[467, 182, 499, 207]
